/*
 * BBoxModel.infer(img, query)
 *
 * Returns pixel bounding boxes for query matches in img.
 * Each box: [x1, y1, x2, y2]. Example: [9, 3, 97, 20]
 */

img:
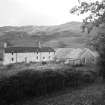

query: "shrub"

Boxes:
[0, 68, 96, 105]
[6, 64, 14, 69]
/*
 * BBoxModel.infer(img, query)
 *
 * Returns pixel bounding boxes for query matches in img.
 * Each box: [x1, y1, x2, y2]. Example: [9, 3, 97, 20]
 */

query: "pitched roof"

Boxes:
[66, 48, 82, 59]
[55, 48, 73, 59]
[4, 47, 55, 53]
[66, 48, 99, 60]
[78, 48, 99, 58]
[77, 48, 87, 58]
[57, 48, 99, 60]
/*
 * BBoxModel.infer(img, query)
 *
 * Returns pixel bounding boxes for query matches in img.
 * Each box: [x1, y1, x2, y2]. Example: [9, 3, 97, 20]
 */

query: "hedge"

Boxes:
[0, 69, 96, 105]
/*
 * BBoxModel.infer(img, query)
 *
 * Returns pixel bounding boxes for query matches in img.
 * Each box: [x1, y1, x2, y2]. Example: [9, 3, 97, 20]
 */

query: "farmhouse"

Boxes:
[3, 46, 55, 65]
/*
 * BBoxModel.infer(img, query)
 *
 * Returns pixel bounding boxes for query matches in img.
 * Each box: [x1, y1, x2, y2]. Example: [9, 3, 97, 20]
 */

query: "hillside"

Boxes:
[0, 21, 97, 48]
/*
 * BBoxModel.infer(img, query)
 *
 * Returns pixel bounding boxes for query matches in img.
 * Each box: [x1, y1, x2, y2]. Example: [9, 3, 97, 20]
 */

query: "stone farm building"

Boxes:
[3, 47, 55, 65]
[55, 48, 99, 65]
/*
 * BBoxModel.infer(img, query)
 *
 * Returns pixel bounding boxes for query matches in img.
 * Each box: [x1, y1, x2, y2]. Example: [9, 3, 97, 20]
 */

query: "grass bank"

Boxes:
[0, 64, 98, 105]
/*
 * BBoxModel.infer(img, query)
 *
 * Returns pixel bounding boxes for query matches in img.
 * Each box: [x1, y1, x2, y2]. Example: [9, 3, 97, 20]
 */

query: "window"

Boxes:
[43, 57, 45, 59]
[25, 57, 27, 63]
[11, 52, 14, 55]
[36, 56, 38, 59]
[37, 52, 38, 54]
[49, 56, 50, 59]
[11, 58, 14, 61]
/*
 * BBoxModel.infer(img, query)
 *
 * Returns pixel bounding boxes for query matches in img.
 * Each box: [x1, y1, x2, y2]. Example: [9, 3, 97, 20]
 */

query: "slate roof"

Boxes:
[4, 47, 55, 53]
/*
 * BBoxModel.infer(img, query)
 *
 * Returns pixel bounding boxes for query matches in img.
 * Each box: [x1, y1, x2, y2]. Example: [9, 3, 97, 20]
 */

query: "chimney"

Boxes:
[4, 42, 7, 48]
[38, 41, 41, 48]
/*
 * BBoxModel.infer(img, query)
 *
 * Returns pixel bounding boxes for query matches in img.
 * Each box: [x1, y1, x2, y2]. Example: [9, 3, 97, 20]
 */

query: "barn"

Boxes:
[65, 48, 82, 65]
[65, 48, 99, 65]
[79, 48, 99, 64]
[55, 48, 73, 62]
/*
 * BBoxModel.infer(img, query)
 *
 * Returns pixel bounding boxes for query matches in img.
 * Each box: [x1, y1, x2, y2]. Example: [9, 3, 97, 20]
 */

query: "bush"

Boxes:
[0, 69, 96, 105]
[6, 64, 14, 69]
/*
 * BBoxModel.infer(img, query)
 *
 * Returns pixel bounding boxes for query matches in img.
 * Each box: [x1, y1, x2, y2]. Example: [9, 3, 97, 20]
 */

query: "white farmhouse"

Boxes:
[3, 47, 55, 65]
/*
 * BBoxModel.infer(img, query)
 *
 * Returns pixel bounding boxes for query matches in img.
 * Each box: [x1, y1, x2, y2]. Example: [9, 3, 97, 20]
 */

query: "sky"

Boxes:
[0, 0, 94, 26]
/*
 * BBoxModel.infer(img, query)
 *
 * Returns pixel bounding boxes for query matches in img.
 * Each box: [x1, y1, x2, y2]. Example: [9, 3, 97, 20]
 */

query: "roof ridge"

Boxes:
[5, 47, 55, 53]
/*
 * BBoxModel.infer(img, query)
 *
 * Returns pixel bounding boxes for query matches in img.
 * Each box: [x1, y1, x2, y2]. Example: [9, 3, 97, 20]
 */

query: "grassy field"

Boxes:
[17, 81, 105, 105]
[0, 63, 72, 78]
[0, 63, 98, 77]
[0, 63, 100, 105]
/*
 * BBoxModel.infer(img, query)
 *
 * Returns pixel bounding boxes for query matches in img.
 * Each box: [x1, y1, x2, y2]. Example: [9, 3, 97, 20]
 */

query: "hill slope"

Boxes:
[0, 21, 96, 48]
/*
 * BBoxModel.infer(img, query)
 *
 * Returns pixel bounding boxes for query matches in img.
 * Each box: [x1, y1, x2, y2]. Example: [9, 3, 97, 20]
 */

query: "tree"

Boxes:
[70, 0, 105, 33]
[89, 27, 105, 78]
[70, 0, 105, 78]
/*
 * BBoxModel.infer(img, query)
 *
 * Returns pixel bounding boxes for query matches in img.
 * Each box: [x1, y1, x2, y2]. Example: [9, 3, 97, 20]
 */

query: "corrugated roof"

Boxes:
[5, 47, 55, 53]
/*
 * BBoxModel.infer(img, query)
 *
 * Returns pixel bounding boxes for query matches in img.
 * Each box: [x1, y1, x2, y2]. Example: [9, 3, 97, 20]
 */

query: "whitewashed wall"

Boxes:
[3, 51, 55, 65]
[3, 53, 16, 65]
[40, 52, 55, 61]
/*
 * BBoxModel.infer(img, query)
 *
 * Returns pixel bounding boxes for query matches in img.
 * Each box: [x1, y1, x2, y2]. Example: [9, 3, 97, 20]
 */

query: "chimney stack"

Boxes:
[38, 41, 41, 48]
[4, 42, 7, 48]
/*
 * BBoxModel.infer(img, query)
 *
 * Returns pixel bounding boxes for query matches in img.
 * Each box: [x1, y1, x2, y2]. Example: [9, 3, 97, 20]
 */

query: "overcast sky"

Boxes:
[0, 0, 92, 26]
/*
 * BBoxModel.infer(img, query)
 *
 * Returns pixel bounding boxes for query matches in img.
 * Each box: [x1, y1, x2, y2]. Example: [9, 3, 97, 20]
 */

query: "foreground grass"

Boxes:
[0, 63, 98, 78]
[15, 81, 105, 105]
[0, 63, 72, 78]
[0, 63, 99, 105]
